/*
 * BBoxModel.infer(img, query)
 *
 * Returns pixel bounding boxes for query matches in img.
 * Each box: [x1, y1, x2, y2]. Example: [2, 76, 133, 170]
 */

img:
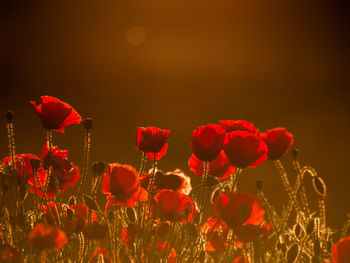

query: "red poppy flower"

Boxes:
[102, 163, 148, 207]
[0, 244, 20, 263]
[122, 223, 137, 249]
[168, 248, 177, 263]
[188, 150, 236, 180]
[1, 153, 40, 184]
[89, 248, 111, 263]
[31, 96, 82, 132]
[191, 124, 226, 162]
[219, 120, 258, 134]
[141, 169, 192, 195]
[201, 216, 229, 253]
[153, 190, 196, 222]
[259, 128, 293, 160]
[157, 169, 192, 195]
[28, 223, 67, 250]
[212, 192, 265, 229]
[29, 142, 80, 198]
[136, 127, 171, 160]
[223, 131, 268, 168]
[332, 236, 350, 263]
[27, 168, 47, 196]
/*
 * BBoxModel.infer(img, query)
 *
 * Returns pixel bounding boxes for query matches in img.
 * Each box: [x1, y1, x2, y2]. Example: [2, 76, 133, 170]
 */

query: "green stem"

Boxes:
[199, 161, 209, 225]
[230, 168, 241, 192]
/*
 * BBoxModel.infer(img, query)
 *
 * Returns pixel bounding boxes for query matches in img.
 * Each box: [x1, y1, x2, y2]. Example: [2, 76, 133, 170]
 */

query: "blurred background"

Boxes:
[0, 0, 349, 227]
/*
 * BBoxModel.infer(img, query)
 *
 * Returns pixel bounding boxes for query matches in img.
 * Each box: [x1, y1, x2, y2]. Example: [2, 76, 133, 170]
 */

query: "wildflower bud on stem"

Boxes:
[6, 111, 13, 123]
[84, 118, 93, 131]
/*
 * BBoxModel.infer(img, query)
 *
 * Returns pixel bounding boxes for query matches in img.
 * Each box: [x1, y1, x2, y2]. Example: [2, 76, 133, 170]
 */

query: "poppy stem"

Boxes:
[135, 151, 146, 256]
[74, 121, 92, 231]
[6, 112, 20, 245]
[199, 161, 209, 225]
[76, 121, 92, 203]
[32, 170, 39, 216]
[147, 152, 157, 198]
[42, 130, 53, 206]
[230, 168, 241, 192]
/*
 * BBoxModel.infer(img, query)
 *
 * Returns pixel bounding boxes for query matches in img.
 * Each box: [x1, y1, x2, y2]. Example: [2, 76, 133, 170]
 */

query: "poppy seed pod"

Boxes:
[83, 118, 93, 130]
[256, 180, 263, 190]
[30, 158, 41, 170]
[6, 111, 13, 122]
[92, 161, 107, 175]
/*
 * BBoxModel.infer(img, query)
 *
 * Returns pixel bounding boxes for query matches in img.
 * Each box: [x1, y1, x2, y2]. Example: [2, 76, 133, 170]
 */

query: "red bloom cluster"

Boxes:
[190, 120, 294, 171]
[0, 97, 306, 262]
[28, 142, 80, 198]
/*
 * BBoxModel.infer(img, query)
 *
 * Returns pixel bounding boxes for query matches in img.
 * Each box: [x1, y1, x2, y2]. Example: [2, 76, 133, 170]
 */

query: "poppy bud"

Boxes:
[286, 243, 300, 263]
[83, 118, 93, 130]
[92, 161, 107, 175]
[306, 219, 315, 235]
[291, 148, 299, 160]
[68, 195, 77, 207]
[256, 180, 263, 190]
[30, 158, 41, 170]
[6, 111, 13, 122]
[293, 224, 304, 239]
[126, 207, 137, 223]
[312, 176, 326, 197]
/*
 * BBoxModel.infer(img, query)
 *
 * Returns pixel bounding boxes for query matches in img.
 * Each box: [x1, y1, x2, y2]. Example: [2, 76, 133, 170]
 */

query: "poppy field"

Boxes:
[0, 96, 349, 263]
